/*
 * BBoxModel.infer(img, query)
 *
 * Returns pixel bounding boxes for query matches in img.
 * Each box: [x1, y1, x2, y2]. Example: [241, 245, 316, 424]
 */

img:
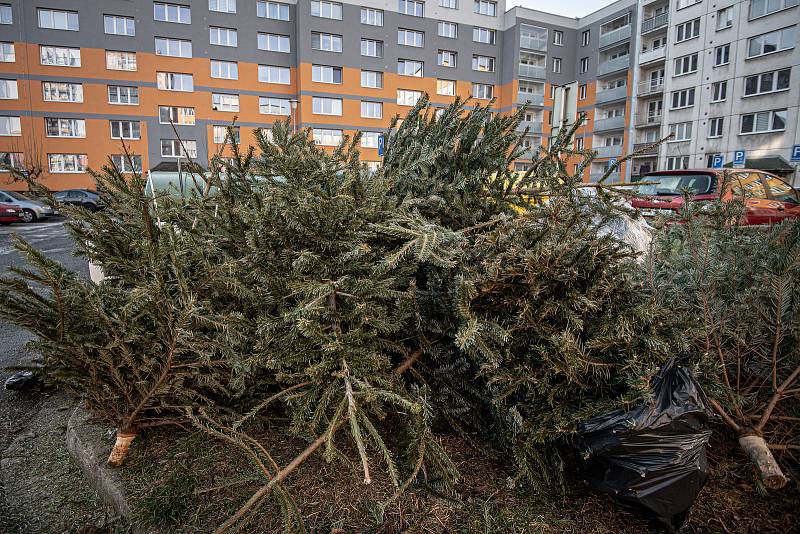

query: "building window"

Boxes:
[111, 154, 142, 173]
[212, 93, 240, 112]
[438, 21, 457, 38]
[110, 120, 141, 140]
[211, 60, 238, 79]
[156, 37, 193, 58]
[740, 109, 787, 134]
[673, 53, 698, 76]
[104, 15, 135, 36]
[43, 82, 83, 102]
[0, 42, 14, 63]
[439, 0, 457, 8]
[48, 154, 88, 173]
[313, 129, 343, 146]
[213, 125, 240, 144]
[311, 1, 342, 19]
[312, 65, 342, 84]
[312, 96, 342, 115]
[38, 9, 79, 31]
[744, 68, 791, 96]
[398, 59, 424, 77]
[711, 80, 728, 102]
[575, 137, 584, 150]
[437, 79, 456, 96]
[260, 33, 291, 52]
[398, 29, 424, 47]
[159, 106, 195, 125]
[259, 97, 291, 115]
[258, 1, 290, 20]
[580, 57, 589, 73]
[714, 44, 730, 66]
[676, 0, 702, 8]
[259, 65, 290, 84]
[670, 88, 695, 109]
[747, 27, 795, 58]
[0, 4, 10, 24]
[578, 84, 587, 100]
[668, 121, 693, 141]
[39, 46, 80, 67]
[45, 118, 85, 138]
[552, 57, 561, 73]
[438, 50, 457, 68]
[665, 156, 689, 170]
[473, 27, 496, 44]
[361, 70, 383, 88]
[361, 8, 383, 26]
[361, 101, 382, 119]
[472, 83, 493, 99]
[398, 0, 424, 17]
[582, 30, 590, 46]
[750, 0, 799, 19]
[106, 51, 137, 71]
[312, 32, 341, 53]
[108, 85, 139, 105]
[553, 30, 563, 46]
[161, 139, 197, 158]
[397, 89, 422, 106]
[675, 18, 701, 42]
[361, 39, 383, 57]
[709, 117, 724, 137]
[157, 72, 194, 92]
[361, 132, 380, 148]
[472, 55, 495, 72]
[0, 116, 20, 136]
[474, 0, 497, 16]
[716, 7, 733, 30]
[154, 3, 191, 24]
[210, 27, 237, 47]
[209, 0, 237, 14]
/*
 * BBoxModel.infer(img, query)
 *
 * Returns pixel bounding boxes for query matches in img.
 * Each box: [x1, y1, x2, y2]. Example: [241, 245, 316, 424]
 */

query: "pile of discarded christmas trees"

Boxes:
[1, 98, 797, 531]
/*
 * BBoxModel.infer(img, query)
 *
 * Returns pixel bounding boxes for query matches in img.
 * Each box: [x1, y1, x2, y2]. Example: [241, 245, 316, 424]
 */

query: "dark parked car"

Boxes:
[633, 169, 800, 225]
[53, 189, 104, 211]
[0, 203, 21, 225]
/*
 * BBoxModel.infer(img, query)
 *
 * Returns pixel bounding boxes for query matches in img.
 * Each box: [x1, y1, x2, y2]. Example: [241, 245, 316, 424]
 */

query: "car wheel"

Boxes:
[20, 209, 37, 223]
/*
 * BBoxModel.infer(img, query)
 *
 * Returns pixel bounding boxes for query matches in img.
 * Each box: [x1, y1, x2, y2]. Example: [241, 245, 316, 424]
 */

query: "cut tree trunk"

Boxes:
[107, 430, 138, 467]
[738, 434, 789, 490]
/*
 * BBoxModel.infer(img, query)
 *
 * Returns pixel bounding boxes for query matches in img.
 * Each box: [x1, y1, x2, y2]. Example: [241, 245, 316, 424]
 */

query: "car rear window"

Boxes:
[638, 174, 713, 196]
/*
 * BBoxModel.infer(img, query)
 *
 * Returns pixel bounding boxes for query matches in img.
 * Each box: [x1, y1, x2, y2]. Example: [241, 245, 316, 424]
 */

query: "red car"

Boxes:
[633, 169, 800, 225]
[0, 203, 21, 225]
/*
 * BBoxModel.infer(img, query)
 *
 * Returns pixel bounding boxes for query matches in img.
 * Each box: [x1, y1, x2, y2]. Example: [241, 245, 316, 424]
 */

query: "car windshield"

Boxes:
[4, 191, 32, 201]
[638, 174, 713, 196]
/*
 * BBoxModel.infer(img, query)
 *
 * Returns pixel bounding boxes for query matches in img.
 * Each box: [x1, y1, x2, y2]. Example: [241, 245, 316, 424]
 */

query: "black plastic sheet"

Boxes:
[576, 355, 712, 532]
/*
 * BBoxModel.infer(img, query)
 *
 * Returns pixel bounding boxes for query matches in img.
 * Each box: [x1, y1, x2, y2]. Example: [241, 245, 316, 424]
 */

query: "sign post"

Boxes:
[711, 154, 724, 169]
[733, 150, 746, 168]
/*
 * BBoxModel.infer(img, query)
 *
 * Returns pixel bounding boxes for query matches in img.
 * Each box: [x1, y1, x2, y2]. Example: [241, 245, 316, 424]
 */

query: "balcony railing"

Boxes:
[639, 45, 666, 64]
[637, 78, 664, 96]
[597, 55, 630, 76]
[595, 85, 627, 104]
[590, 171, 621, 183]
[594, 115, 626, 131]
[518, 63, 546, 79]
[641, 12, 668, 33]
[520, 35, 547, 51]
[518, 121, 544, 134]
[594, 145, 622, 158]
[599, 24, 632, 48]
[633, 142, 659, 156]
[517, 92, 544, 106]
[635, 113, 663, 127]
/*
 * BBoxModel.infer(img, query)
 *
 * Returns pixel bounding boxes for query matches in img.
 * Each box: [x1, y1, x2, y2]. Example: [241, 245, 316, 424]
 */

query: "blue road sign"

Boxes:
[733, 150, 746, 167]
[711, 154, 724, 169]
[792, 145, 800, 162]
[608, 157, 617, 167]
[378, 135, 385, 157]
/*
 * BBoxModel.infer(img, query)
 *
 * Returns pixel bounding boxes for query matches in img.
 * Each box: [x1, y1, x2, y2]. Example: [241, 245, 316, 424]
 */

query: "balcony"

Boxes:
[518, 121, 544, 134]
[590, 171, 622, 183]
[599, 24, 632, 48]
[639, 45, 666, 65]
[518, 63, 546, 79]
[597, 55, 630, 76]
[633, 142, 659, 156]
[594, 145, 622, 158]
[594, 115, 626, 131]
[641, 12, 668, 34]
[635, 113, 663, 127]
[517, 92, 544, 106]
[595, 85, 627, 104]
[519, 34, 547, 52]
[637, 78, 664, 96]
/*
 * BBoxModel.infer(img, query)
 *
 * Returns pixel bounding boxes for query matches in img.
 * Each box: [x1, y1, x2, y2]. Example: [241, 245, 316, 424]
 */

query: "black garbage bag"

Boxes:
[4, 371, 37, 391]
[576, 355, 712, 532]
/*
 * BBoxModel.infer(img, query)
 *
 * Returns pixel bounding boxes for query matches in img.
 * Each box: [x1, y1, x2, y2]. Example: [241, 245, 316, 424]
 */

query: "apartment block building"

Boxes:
[0, 0, 797, 190]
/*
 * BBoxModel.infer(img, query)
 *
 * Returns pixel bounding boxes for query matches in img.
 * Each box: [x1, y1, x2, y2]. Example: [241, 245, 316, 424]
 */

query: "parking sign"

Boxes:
[608, 158, 617, 167]
[733, 150, 746, 168]
[378, 135, 385, 157]
[711, 154, 724, 169]
[792, 145, 800, 162]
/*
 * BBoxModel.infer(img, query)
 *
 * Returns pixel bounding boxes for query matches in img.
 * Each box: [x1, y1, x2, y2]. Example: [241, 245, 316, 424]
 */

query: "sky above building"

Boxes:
[507, 0, 618, 18]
